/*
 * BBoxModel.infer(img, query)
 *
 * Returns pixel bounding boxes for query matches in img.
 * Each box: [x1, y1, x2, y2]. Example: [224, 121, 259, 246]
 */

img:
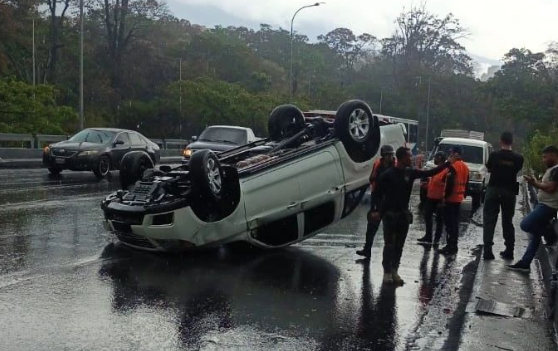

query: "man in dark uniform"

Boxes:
[371, 147, 450, 285]
[483, 132, 524, 260]
[356, 145, 396, 259]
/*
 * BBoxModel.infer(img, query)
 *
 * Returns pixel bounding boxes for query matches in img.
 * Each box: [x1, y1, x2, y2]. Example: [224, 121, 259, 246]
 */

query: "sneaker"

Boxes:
[356, 249, 371, 259]
[507, 261, 530, 272]
[438, 246, 458, 255]
[417, 236, 432, 244]
[499, 250, 514, 260]
[383, 272, 393, 283]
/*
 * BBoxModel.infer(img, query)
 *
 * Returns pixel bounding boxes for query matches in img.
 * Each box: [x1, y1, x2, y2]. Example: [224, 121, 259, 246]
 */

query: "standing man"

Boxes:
[417, 151, 448, 246]
[371, 147, 450, 285]
[357, 145, 396, 259]
[438, 146, 470, 256]
[508, 146, 558, 272]
[483, 132, 524, 260]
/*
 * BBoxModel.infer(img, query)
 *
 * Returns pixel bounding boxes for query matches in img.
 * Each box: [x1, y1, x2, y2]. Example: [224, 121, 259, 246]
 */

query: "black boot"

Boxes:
[417, 235, 432, 244]
[499, 248, 514, 260]
[356, 248, 371, 259]
[483, 246, 495, 260]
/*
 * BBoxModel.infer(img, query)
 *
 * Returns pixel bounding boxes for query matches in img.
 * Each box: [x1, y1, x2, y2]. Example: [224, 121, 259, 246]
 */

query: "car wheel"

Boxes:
[119, 151, 154, 190]
[268, 104, 306, 142]
[334, 100, 380, 163]
[93, 155, 111, 178]
[48, 167, 62, 175]
[190, 149, 225, 204]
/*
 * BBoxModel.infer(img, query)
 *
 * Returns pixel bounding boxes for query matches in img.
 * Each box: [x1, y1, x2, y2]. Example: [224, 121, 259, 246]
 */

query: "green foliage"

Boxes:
[0, 78, 77, 134]
[523, 129, 558, 175]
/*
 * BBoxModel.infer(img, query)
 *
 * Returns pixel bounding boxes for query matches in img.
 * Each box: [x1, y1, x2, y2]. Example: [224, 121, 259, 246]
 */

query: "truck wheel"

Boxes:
[334, 100, 380, 163]
[48, 167, 62, 175]
[190, 150, 225, 203]
[268, 104, 306, 142]
[93, 155, 111, 178]
[119, 151, 154, 190]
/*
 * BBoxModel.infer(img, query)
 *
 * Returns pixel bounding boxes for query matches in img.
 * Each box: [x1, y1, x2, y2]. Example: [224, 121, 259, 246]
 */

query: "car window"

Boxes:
[115, 133, 130, 146]
[436, 143, 484, 164]
[69, 129, 115, 144]
[139, 135, 152, 145]
[198, 127, 245, 145]
[129, 133, 143, 146]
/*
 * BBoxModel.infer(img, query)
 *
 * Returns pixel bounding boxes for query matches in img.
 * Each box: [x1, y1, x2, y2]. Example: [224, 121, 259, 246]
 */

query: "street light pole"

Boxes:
[289, 2, 324, 103]
[79, 0, 84, 130]
[32, 19, 36, 87]
[426, 78, 431, 152]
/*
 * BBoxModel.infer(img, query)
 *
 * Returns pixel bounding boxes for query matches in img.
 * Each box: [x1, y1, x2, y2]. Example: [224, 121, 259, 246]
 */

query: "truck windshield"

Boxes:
[198, 128, 245, 145]
[434, 144, 484, 164]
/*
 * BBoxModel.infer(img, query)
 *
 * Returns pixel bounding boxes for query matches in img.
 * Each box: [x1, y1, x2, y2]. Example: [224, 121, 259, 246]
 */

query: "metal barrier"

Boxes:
[36, 134, 68, 148]
[0, 133, 189, 150]
[0, 133, 34, 148]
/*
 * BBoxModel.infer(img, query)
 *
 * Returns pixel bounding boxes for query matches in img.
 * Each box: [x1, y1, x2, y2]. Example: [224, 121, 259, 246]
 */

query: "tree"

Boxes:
[318, 28, 376, 82]
[44, 0, 73, 83]
[381, 6, 472, 77]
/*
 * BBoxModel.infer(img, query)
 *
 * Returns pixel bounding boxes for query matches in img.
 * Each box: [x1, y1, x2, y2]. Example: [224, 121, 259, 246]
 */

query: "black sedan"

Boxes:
[43, 128, 160, 178]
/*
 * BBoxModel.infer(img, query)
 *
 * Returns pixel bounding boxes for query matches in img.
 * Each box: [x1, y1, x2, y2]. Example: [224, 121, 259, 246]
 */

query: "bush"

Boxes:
[523, 128, 558, 176]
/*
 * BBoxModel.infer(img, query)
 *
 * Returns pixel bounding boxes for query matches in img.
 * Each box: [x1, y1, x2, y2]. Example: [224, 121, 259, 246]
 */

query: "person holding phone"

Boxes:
[508, 146, 558, 272]
[483, 132, 524, 260]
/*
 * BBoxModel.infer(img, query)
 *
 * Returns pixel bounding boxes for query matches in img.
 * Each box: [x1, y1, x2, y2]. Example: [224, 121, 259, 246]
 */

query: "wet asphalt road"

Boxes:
[0, 168, 481, 351]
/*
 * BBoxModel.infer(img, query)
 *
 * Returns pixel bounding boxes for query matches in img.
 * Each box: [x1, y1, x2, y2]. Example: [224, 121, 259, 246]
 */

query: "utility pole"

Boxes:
[179, 58, 182, 115]
[32, 19, 36, 87]
[379, 88, 383, 114]
[79, 0, 84, 130]
[426, 78, 431, 151]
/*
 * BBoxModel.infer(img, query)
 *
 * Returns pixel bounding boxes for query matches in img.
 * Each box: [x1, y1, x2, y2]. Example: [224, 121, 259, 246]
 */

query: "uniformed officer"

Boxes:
[483, 132, 524, 260]
[356, 145, 396, 259]
[438, 146, 469, 255]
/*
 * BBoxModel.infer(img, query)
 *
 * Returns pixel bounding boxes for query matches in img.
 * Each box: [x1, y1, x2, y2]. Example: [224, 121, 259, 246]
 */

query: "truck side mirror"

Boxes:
[191, 136, 197, 141]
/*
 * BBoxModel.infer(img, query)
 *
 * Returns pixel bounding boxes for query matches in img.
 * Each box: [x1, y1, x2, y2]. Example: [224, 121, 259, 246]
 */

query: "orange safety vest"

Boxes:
[447, 160, 469, 203]
[427, 169, 448, 200]
[370, 159, 382, 192]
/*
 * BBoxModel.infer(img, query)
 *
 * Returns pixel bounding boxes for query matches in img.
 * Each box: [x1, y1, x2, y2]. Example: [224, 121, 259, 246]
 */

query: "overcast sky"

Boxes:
[167, 0, 558, 68]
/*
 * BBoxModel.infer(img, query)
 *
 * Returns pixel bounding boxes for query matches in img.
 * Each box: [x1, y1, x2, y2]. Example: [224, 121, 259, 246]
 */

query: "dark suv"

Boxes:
[43, 128, 160, 178]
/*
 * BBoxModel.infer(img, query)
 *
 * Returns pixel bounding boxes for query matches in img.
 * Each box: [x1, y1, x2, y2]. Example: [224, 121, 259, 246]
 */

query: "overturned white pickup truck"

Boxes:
[101, 100, 406, 252]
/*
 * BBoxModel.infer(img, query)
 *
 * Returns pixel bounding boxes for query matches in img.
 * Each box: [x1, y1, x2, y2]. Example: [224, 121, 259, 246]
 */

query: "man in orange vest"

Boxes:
[438, 146, 470, 255]
[357, 145, 396, 259]
[418, 151, 448, 245]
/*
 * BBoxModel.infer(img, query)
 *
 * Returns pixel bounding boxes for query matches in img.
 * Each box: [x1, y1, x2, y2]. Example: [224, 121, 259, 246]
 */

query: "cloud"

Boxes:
[169, 0, 557, 60]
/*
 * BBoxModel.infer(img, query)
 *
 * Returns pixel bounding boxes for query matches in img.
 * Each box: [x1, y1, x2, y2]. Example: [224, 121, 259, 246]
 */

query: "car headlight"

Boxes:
[183, 148, 192, 158]
[470, 171, 484, 181]
[43, 146, 50, 154]
[79, 150, 99, 156]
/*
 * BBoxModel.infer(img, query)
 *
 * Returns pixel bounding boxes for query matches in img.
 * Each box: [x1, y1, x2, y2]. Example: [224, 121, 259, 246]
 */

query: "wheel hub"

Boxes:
[206, 158, 222, 195]
[348, 108, 370, 141]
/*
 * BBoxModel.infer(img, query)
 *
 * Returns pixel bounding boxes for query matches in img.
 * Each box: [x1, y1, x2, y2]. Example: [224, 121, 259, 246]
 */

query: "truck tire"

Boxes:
[334, 100, 380, 163]
[190, 150, 225, 203]
[268, 104, 306, 142]
[119, 151, 154, 190]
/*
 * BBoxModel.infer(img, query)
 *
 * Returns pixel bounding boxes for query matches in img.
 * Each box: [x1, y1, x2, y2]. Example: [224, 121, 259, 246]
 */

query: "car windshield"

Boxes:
[434, 144, 484, 164]
[69, 129, 116, 144]
[198, 128, 245, 145]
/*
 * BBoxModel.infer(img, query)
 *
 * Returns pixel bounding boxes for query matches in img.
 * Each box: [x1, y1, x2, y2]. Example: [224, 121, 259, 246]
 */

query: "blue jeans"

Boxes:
[519, 203, 557, 264]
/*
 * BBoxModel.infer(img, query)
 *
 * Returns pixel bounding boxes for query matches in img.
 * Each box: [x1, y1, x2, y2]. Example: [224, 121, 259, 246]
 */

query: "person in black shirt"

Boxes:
[371, 147, 451, 285]
[483, 132, 524, 260]
[356, 145, 396, 259]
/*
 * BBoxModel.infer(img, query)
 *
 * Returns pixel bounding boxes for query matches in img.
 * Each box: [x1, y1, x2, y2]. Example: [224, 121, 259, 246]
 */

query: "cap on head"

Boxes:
[380, 144, 395, 156]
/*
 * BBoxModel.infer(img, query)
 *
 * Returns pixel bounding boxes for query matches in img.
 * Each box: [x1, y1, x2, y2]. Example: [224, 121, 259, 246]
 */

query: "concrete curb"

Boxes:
[0, 156, 184, 169]
[526, 182, 558, 341]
